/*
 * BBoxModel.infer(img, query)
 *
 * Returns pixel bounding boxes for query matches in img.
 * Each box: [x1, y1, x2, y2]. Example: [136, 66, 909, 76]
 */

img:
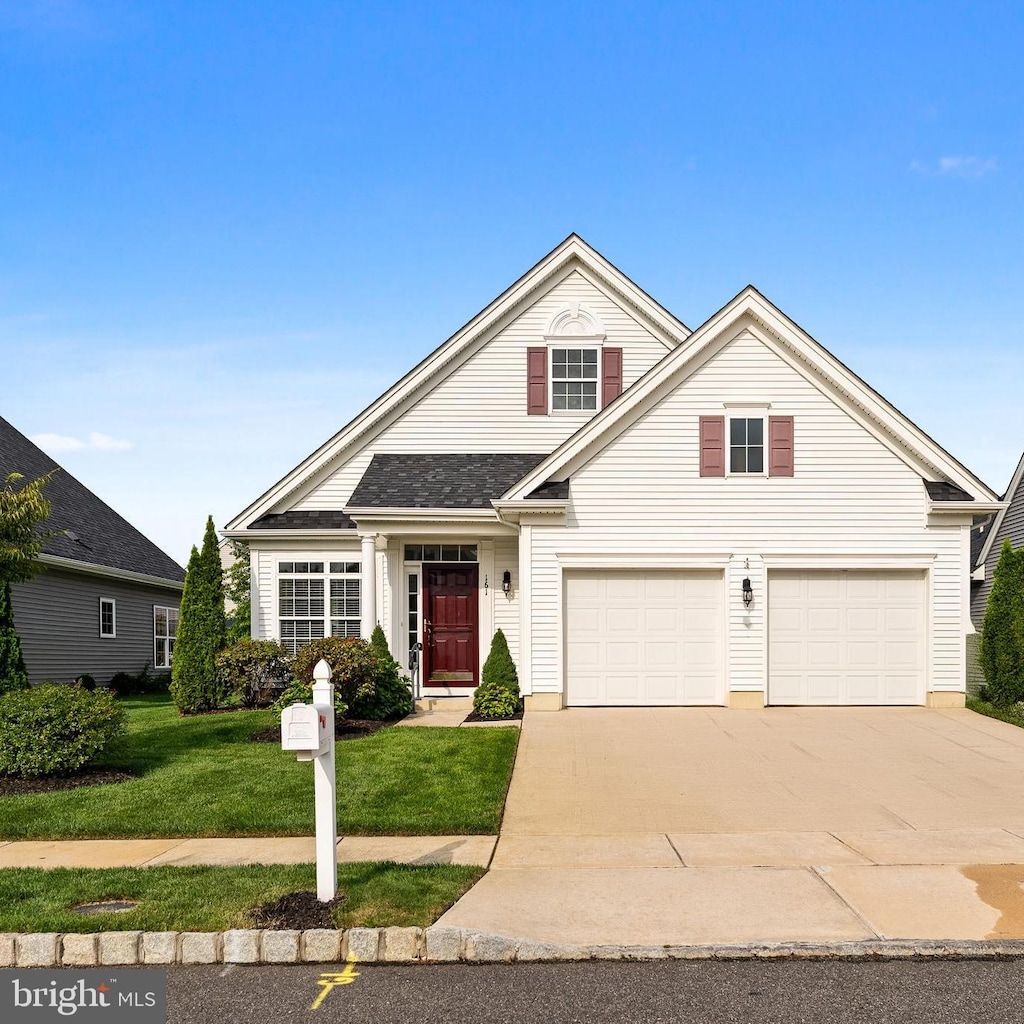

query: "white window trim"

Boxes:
[99, 598, 116, 638]
[726, 413, 768, 477]
[547, 342, 603, 415]
[273, 555, 362, 654]
[153, 605, 178, 668]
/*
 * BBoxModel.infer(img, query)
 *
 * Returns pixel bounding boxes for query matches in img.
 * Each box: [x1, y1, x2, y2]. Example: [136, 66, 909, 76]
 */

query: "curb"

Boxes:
[5, 930, 1024, 966]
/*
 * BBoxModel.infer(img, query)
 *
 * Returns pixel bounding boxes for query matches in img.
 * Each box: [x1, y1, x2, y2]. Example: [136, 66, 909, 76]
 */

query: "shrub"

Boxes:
[980, 539, 1024, 706]
[216, 638, 290, 708]
[171, 517, 228, 714]
[354, 626, 413, 720]
[0, 581, 29, 695]
[283, 637, 381, 719]
[482, 629, 520, 696]
[108, 663, 169, 696]
[75, 674, 97, 692]
[472, 682, 520, 720]
[0, 684, 126, 777]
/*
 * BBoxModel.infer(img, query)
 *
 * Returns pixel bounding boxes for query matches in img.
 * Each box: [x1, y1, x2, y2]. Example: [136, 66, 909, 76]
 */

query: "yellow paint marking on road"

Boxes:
[310, 961, 361, 1010]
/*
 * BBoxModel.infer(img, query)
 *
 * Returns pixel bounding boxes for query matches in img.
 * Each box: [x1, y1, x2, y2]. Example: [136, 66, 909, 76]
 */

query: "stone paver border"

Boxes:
[4, 930, 1024, 966]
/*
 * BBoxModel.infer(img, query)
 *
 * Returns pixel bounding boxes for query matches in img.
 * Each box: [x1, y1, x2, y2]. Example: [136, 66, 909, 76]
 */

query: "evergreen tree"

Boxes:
[170, 516, 228, 713]
[481, 628, 520, 695]
[0, 581, 28, 694]
[0, 472, 52, 692]
[370, 623, 397, 667]
[980, 539, 1024, 706]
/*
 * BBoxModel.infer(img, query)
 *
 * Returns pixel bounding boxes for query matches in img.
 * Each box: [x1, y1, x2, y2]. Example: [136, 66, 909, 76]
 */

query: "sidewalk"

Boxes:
[0, 835, 496, 869]
[437, 828, 1024, 945]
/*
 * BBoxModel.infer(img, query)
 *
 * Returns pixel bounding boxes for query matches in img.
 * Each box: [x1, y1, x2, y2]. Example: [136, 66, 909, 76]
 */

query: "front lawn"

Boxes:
[0, 862, 484, 932]
[0, 696, 519, 839]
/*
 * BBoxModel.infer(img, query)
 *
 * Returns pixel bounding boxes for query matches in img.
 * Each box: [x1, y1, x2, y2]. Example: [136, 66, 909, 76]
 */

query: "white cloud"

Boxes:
[31, 431, 135, 454]
[911, 156, 998, 178]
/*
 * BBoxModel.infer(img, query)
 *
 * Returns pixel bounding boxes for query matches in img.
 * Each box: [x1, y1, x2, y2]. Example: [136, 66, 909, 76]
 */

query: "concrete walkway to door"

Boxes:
[438, 707, 1024, 949]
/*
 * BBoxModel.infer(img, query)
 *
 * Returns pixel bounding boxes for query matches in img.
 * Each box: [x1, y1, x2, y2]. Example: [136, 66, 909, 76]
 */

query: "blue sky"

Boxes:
[2, 1, 1022, 564]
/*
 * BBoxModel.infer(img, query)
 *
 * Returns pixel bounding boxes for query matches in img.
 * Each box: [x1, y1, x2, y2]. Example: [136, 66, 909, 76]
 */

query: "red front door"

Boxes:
[423, 564, 479, 687]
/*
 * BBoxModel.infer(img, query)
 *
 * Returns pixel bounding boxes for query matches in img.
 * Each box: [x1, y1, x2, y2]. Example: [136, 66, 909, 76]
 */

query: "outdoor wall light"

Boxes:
[502, 570, 512, 595]
[742, 577, 753, 608]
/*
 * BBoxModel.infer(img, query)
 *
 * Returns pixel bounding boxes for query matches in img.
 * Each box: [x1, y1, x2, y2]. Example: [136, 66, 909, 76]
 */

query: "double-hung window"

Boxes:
[729, 417, 765, 474]
[278, 560, 361, 654]
[551, 348, 598, 411]
[154, 606, 179, 668]
[99, 598, 116, 638]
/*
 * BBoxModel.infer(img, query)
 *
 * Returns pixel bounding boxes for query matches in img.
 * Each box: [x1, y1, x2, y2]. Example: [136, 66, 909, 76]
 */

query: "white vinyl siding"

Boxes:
[286, 271, 672, 511]
[768, 570, 927, 705]
[564, 570, 724, 705]
[526, 324, 967, 700]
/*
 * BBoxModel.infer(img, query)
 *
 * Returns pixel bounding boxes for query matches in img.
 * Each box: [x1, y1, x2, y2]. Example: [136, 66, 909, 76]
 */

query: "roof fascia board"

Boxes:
[38, 553, 185, 591]
[346, 507, 499, 519]
[929, 500, 1007, 514]
[976, 450, 1024, 567]
[503, 289, 998, 502]
[227, 236, 693, 530]
[222, 530, 359, 541]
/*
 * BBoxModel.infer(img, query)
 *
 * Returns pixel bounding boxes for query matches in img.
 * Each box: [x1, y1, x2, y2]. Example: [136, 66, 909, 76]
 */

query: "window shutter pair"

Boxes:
[526, 347, 623, 415]
[698, 416, 794, 476]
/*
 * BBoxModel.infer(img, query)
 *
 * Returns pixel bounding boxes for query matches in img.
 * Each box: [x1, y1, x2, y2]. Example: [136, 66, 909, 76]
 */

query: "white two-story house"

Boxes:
[225, 235, 1001, 710]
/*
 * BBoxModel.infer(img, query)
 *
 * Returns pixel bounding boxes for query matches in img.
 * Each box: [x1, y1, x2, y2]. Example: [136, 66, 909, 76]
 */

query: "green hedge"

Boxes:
[0, 685, 126, 777]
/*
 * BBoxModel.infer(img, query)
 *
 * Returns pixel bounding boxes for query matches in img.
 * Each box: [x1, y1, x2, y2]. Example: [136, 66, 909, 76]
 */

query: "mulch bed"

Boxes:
[250, 719, 397, 744]
[0, 768, 136, 797]
[249, 890, 347, 929]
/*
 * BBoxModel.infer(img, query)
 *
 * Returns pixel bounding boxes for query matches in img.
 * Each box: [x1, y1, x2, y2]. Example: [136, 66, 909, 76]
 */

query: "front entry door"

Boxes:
[423, 564, 479, 686]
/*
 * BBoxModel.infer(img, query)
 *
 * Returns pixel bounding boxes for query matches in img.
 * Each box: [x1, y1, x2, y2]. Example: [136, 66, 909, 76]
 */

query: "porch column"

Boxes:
[360, 533, 377, 639]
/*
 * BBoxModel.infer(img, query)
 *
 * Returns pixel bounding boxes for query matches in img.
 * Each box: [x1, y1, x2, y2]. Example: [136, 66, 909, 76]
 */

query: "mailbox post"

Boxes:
[280, 658, 337, 902]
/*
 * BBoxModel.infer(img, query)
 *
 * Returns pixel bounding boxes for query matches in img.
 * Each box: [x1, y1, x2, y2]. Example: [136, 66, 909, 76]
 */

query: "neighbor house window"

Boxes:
[278, 560, 361, 654]
[99, 598, 116, 638]
[154, 606, 179, 668]
[551, 348, 598, 411]
[729, 418, 765, 474]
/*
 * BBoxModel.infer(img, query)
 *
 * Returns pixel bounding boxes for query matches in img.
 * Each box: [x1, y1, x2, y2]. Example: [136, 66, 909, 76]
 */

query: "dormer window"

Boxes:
[551, 348, 599, 411]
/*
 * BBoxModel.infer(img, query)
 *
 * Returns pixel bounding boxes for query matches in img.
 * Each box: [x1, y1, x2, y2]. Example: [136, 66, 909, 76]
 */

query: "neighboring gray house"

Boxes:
[971, 450, 1024, 626]
[1, 415, 185, 685]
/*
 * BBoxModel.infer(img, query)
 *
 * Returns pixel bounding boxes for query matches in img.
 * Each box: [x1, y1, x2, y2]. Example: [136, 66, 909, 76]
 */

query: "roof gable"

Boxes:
[226, 235, 691, 530]
[976, 449, 1024, 568]
[504, 287, 999, 504]
[0, 415, 185, 583]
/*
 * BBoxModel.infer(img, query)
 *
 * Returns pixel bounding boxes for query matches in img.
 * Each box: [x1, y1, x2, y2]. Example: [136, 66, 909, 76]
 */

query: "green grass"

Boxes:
[967, 696, 1024, 728]
[0, 696, 519, 840]
[0, 863, 484, 932]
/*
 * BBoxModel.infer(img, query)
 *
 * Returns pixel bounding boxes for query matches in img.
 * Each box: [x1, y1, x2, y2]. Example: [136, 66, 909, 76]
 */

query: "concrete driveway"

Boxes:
[439, 707, 1024, 947]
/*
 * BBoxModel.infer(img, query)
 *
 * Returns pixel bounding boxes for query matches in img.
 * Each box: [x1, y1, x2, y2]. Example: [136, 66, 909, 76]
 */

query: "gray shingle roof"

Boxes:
[925, 480, 974, 502]
[348, 453, 550, 509]
[250, 510, 355, 530]
[0, 415, 185, 582]
[527, 479, 570, 499]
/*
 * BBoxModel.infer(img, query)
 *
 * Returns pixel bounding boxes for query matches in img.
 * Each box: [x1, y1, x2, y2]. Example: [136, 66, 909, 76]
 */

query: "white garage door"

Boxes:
[564, 570, 724, 706]
[768, 570, 926, 705]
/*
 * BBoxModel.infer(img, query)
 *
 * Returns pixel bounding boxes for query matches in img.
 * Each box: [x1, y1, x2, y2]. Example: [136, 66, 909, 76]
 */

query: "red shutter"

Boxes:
[768, 416, 794, 477]
[699, 416, 726, 477]
[527, 347, 547, 415]
[601, 347, 623, 408]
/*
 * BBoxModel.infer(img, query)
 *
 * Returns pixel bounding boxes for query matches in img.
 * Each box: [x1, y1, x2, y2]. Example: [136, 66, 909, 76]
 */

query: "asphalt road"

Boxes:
[165, 959, 1024, 1024]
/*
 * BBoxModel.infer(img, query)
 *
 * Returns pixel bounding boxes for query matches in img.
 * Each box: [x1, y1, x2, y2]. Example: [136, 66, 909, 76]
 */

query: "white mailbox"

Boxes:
[280, 703, 331, 759]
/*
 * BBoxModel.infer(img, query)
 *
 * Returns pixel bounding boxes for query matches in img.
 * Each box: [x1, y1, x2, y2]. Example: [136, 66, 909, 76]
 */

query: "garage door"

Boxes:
[768, 570, 926, 705]
[564, 570, 724, 706]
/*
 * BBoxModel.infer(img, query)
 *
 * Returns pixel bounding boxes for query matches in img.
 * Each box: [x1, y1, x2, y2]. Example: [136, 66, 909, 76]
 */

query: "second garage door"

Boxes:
[768, 570, 927, 705]
[564, 570, 725, 706]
